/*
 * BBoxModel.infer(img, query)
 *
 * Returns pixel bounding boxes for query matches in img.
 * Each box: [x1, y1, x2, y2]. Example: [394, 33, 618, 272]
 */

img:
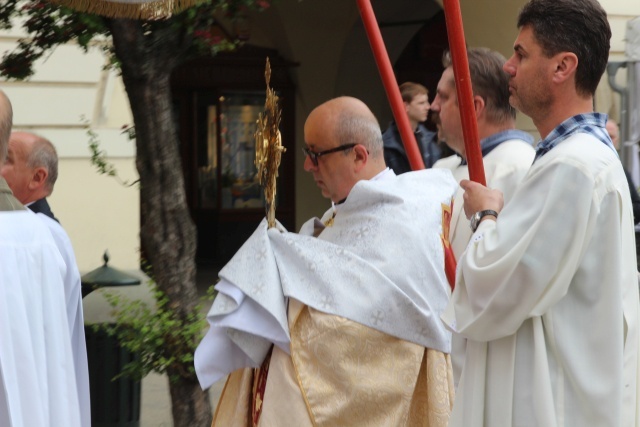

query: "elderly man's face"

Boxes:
[1, 136, 35, 203]
[303, 114, 356, 203]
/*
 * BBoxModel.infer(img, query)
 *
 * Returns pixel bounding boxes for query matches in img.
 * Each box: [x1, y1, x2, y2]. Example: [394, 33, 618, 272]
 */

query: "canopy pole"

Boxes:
[356, 0, 425, 171]
[443, 0, 486, 185]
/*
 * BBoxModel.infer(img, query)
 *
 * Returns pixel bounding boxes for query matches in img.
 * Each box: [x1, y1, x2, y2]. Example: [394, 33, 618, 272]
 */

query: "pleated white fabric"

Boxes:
[0, 210, 81, 427]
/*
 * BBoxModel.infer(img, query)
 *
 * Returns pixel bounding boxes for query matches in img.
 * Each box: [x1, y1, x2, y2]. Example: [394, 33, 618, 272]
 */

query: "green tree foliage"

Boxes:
[0, 0, 271, 80]
[99, 280, 217, 383]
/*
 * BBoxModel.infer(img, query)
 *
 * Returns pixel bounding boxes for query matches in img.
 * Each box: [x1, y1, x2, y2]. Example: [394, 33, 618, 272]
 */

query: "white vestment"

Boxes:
[442, 133, 640, 426]
[434, 138, 535, 256]
[37, 213, 90, 427]
[0, 211, 82, 427]
[195, 169, 457, 389]
[435, 138, 535, 384]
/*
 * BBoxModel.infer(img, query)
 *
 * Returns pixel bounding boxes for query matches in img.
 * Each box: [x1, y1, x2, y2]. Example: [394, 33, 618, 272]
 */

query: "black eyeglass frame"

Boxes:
[302, 143, 357, 166]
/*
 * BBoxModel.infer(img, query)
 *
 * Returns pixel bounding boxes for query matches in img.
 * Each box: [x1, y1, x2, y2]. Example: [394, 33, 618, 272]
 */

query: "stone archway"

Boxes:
[333, 0, 446, 125]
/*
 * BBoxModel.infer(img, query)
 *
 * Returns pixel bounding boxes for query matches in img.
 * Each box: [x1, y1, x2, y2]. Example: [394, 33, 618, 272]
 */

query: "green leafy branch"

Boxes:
[84, 119, 139, 188]
[97, 279, 217, 383]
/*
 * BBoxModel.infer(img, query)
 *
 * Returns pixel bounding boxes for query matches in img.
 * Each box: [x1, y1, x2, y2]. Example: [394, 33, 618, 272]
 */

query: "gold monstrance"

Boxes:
[255, 58, 286, 228]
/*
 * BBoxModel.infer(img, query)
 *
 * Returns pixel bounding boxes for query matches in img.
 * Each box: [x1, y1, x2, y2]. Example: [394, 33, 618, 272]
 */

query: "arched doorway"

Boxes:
[333, 4, 449, 129]
[392, 9, 449, 132]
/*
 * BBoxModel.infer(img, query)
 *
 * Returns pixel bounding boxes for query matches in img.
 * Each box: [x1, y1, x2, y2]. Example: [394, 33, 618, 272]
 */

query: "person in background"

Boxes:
[1, 131, 89, 426]
[3, 131, 59, 220]
[0, 91, 81, 426]
[383, 82, 442, 173]
[606, 119, 640, 223]
[431, 47, 535, 258]
[430, 47, 535, 385]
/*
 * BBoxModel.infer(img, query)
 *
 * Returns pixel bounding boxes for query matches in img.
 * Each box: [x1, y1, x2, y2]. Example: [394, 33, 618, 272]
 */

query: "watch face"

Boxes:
[470, 211, 480, 231]
[470, 210, 498, 232]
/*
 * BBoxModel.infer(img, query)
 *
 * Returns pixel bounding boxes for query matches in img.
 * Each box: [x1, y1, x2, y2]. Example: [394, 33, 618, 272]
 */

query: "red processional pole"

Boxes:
[358, 0, 487, 290]
[439, 0, 487, 287]
[442, 0, 486, 186]
[356, 0, 425, 171]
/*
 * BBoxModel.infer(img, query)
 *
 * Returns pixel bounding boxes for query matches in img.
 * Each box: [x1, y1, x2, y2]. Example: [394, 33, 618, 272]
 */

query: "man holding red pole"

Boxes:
[442, 0, 640, 425]
[431, 47, 535, 386]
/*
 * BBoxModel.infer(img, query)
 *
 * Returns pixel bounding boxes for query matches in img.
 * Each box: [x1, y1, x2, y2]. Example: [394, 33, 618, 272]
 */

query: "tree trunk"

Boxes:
[109, 18, 212, 427]
[167, 367, 214, 426]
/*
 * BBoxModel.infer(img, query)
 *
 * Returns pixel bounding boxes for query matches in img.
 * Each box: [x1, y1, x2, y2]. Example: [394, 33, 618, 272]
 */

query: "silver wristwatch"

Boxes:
[470, 209, 499, 232]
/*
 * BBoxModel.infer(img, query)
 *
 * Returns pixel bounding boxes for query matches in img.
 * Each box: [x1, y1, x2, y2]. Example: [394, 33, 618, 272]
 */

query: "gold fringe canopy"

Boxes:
[254, 57, 285, 229]
[46, 0, 205, 20]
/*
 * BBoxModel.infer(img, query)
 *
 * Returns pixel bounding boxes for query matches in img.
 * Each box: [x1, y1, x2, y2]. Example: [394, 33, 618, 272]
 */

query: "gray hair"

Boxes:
[335, 114, 383, 159]
[28, 135, 58, 193]
[0, 92, 13, 163]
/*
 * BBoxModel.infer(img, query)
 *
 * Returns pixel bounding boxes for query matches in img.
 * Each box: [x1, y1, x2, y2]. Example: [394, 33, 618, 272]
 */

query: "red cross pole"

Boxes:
[356, 0, 485, 183]
[356, 0, 425, 171]
[442, 0, 486, 185]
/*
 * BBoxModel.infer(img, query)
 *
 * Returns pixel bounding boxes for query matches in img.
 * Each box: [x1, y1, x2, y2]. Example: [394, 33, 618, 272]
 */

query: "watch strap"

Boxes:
[471, 209, 499, 232]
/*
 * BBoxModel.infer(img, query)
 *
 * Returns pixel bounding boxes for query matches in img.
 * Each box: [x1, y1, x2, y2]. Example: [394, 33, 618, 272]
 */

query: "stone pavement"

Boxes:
[140, 373, 226, 426]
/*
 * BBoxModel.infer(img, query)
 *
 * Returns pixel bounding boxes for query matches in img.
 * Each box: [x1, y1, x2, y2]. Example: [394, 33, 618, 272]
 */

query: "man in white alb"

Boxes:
[442, 0, 640, 425]
[431, 47, 535, 385]
[1, 131, 90, 427]
[0, 91, 81, 426]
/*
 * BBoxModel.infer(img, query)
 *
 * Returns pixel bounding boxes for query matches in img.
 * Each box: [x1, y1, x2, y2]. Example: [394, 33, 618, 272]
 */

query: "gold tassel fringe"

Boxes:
[47, 0, 206, 20]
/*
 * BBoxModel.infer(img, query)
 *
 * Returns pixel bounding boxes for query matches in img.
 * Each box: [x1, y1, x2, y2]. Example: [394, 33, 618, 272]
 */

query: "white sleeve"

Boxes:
[444, 158, 597, 341]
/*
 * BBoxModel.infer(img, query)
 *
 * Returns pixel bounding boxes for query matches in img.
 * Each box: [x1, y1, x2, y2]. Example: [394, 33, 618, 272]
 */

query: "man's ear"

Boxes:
[404, 101, 410, 114]
[552, 52, 578, 85]
[29, 167, 48, 190]
[473, 95, 486, 119]
[353, 144, 369, 172]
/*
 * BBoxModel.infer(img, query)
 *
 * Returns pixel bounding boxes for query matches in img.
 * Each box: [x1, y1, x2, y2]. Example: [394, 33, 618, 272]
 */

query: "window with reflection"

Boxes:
[198, 91, 272, 210]
[219, 92, 265, 209]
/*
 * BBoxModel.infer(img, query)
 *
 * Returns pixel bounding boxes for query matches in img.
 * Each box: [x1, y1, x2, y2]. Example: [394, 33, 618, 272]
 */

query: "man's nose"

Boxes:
[503, 57, 516, 75]
[303, 154, 316, 172]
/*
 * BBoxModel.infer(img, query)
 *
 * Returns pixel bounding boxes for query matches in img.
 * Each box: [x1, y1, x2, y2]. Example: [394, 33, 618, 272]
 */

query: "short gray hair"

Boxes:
[335, 114, 383, 159]
[28, 135, 58, 193]
[0, 92, 13, 163]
